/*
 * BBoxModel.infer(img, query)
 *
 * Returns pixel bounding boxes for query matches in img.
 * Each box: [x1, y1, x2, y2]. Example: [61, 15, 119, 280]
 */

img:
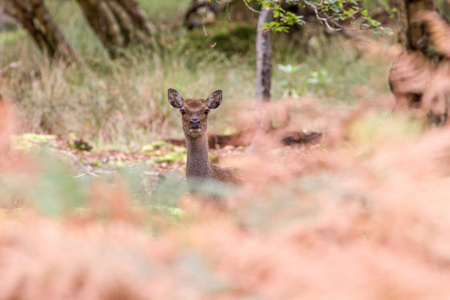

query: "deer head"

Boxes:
[168, 88, 222, 138]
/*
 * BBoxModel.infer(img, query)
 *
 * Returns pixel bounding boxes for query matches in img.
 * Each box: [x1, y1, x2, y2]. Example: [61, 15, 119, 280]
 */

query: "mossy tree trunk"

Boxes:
[75, 0, 156, 58]
[0, 0, 75, 63]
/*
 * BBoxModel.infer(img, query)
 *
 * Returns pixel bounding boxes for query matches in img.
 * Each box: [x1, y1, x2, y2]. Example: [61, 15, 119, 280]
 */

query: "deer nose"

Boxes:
[189, 118, 201, 128]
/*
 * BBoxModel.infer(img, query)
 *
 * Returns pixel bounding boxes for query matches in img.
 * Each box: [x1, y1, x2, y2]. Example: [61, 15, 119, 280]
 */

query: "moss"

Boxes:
[232, 24, 256, 40]
[153, 152, 187, 163]
[211, 24, 256, 54]
[142, 141, 187, 163]
[182, 29, 210, 51]
[12, 134, 57, 151]
[183, 23, 256, 55]
[141, 141, 170, 152]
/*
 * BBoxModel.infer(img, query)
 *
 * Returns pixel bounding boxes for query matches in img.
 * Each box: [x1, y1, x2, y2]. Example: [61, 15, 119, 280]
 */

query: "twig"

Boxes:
[202, 18, 208, 36]
[304, 0, 342, 31]
[242, 0, 260, 14]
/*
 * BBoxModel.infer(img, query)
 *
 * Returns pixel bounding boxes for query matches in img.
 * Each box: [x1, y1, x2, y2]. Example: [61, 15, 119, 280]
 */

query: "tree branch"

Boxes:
[304, 0, 343, 31]
[242, 0, 260, 14]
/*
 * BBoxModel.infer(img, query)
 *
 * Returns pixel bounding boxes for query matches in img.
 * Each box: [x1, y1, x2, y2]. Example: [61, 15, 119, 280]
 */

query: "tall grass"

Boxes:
[0, 0, 390, 148]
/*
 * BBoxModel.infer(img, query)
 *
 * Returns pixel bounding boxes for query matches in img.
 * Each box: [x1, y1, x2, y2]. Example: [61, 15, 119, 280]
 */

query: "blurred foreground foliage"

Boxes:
[2, 102, 450, 299]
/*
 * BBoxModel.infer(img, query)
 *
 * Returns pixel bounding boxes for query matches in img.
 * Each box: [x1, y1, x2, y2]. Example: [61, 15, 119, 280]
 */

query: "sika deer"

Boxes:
[168, 88, 238, 184]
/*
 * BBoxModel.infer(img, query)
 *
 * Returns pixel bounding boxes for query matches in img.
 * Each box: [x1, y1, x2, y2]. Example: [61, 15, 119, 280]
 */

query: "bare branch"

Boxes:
[242, 0, 260, 14]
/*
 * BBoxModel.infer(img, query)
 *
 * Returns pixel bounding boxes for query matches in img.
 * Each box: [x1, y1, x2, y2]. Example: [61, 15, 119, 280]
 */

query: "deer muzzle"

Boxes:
[189, 118, 201, 129]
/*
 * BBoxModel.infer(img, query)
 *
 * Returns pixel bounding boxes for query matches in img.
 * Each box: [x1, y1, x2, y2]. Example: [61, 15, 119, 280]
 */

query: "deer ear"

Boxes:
[168, 88, 184, 109]
[206, 90, 222, 109]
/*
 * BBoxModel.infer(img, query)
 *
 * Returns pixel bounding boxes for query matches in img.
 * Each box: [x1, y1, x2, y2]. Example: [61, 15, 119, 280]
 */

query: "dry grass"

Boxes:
[1, 50, 259, 148]
[0, 0, 392, 149]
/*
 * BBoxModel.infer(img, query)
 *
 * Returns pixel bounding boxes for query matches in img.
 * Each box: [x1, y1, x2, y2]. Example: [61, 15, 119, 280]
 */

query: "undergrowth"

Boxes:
[0, 0, 390, 149]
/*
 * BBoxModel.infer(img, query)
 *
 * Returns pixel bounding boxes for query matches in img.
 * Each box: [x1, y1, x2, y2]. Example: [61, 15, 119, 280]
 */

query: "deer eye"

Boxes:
[204, 109, 210, 115]
[180, 109, 186, 115]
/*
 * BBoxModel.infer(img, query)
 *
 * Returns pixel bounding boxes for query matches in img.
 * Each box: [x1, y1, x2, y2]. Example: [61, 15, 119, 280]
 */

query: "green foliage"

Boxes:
[244, 0, 392, 35]
[273, 39, 391, 101]
[184, 24, 257, 55]
[277, 64, 302, 97]
[307, 69, 332, 85]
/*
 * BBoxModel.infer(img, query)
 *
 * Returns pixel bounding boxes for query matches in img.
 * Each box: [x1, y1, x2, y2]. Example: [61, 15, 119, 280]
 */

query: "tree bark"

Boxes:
[75, 0, 156, 58]
[0, 0, 75, 62]
[255, 7, 273, 103]
[390, 0, 450, 126]
[397, 0, 436, 53]
[251, 6, 274, 142]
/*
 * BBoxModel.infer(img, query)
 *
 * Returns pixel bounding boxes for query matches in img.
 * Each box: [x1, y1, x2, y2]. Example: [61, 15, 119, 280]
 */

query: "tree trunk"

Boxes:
[75, 0, 156, 58]
[397, 0, 436, 53]
[390, 0, 450, 126]
[255, 7, 273, 103]
[255, 7, 273, 133]
[0, 0, 75, 63]
[247, 6, 274, 153]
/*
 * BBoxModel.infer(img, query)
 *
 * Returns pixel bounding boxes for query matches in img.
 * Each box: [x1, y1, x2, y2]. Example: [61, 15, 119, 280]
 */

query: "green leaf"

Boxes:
[384, 27, 394, 35]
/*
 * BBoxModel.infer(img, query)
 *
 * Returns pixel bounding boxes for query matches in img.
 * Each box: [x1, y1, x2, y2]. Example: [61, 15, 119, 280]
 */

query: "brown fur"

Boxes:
[168, 89, 239, 184]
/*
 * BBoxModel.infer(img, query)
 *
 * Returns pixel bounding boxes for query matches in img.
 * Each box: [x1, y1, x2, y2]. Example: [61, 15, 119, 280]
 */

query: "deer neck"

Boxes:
[185, 133, 211, 179]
